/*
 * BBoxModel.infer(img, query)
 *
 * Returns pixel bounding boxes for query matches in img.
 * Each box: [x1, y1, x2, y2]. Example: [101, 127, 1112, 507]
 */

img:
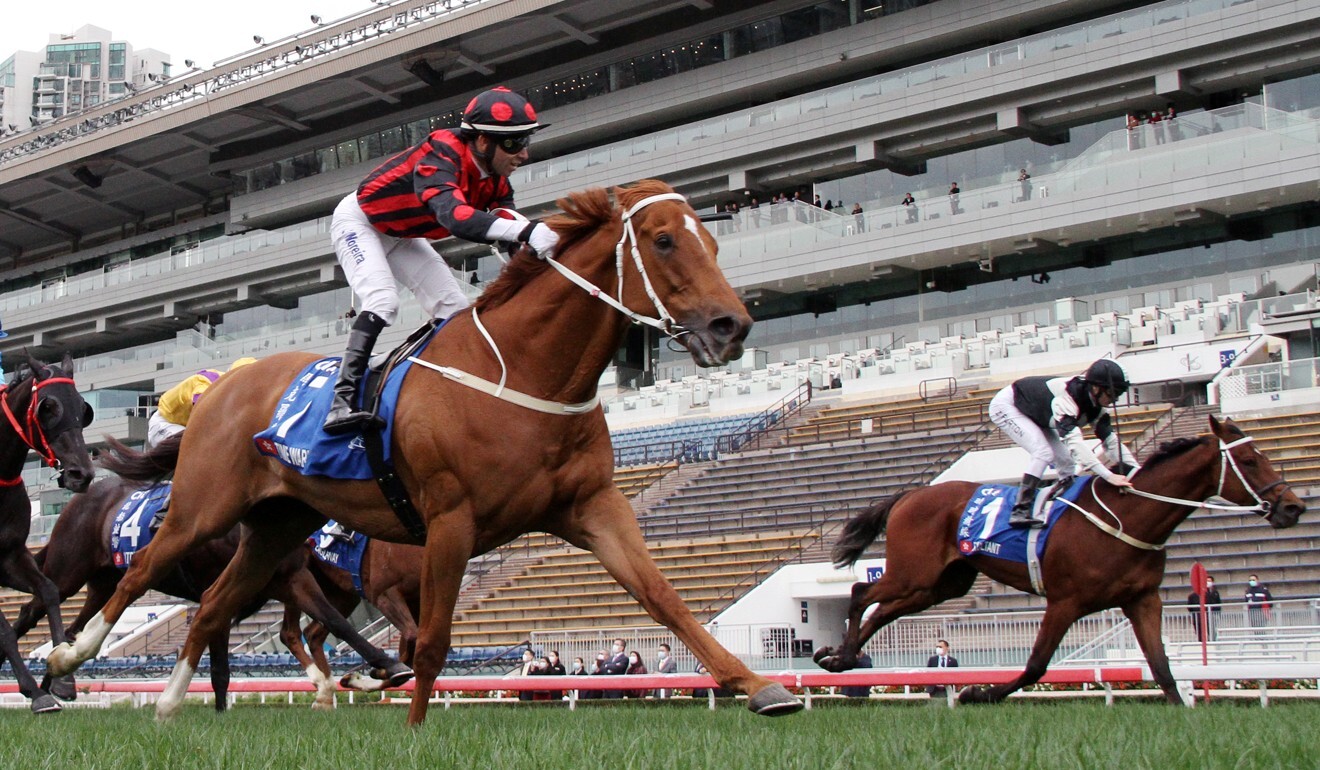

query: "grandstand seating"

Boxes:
[609, 412, 772, 466]
[447, 531, 820, 649]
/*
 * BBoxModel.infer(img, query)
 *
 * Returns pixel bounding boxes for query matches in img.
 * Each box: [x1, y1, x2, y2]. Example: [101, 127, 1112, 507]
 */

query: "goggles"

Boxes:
[494, 134, 531, 154]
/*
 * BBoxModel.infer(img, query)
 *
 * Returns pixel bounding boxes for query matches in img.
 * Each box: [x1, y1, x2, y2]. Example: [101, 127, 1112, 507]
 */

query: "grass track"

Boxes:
[0, 699, 1313, 769]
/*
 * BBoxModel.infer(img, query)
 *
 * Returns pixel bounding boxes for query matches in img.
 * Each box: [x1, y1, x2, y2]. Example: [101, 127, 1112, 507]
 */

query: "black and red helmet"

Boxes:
[459, 87, 546, 136]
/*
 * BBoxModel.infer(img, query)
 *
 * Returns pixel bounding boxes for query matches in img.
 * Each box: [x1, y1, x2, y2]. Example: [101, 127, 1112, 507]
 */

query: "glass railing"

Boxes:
[0, 216, 332, 314]
[511, 0, 1259, 188]
[711, 103, 1319, 262]
[1216, 356, 1320, 400]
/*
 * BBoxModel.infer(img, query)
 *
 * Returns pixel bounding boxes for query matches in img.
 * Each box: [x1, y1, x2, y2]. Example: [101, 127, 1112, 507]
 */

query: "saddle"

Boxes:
[359, 318, 444, 426]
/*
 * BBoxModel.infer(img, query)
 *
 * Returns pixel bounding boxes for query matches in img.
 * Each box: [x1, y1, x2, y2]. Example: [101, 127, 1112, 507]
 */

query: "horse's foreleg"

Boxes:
[48, 517, 230, 677]
[1124, 592, 1183, 705]
[563, 492, 802, 716]
[960, 601, 1082, 705]
[279, 568, 411, 691]
[407, 524, 474, 727]
[1, 549, 69, 648]
[0, 612, 58, 713]
[279, 605, 334, 710]
[158, 519, 313, 721]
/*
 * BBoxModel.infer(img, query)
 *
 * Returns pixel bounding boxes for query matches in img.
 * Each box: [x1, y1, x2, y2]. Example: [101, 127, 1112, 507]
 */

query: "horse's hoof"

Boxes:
[747, 682, 803, 717]
[311, 699, 335, 712]
[341, 671, 386, 692]
[46, 644, 78, 678]
[30, 693, 61, 714]
[381, 662, 414, 688]
[48, 675, 77, 702]
[958, 686, 991, 705]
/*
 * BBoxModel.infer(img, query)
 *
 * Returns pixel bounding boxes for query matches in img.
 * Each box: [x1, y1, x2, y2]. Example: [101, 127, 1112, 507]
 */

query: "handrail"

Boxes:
[756, 396, 989, 447]
[712, 380, 813, 455]
[918, 377, 958, 403]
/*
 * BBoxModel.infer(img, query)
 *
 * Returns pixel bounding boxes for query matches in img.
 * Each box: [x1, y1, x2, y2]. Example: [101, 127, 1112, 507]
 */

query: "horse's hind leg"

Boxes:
[1124, 591, 1183, 705]
[209, 628, 231, 713]
[561, 490, 801, 716]
[157, 511, 321, 721]
[815, 561, 975, 672]
[279, 605, 336, 710]
[406, 522, 475, 727]
[37, 573, 117, 701]
[960, 599, 1083, 704]
[1, 548, 69, 648]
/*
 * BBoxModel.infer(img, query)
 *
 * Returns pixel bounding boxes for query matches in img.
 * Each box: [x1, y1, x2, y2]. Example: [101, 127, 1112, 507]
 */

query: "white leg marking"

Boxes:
[341, 671, 387, 692]
[48, 612, 113, 676]
[156, 658, 196, 722]
[306, 664, 336, 710]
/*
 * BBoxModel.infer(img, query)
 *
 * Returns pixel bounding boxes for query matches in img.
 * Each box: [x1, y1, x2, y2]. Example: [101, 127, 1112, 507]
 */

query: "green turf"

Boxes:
[0, 699, 1312, 769]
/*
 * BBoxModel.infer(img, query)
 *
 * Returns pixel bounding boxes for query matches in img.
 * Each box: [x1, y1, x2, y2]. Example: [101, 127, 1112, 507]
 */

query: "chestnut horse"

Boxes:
[14, 466, 411, 710]
[47, 181, 804, 723]
[0, 355, 96, 713]
[814, 416, 1305, 704]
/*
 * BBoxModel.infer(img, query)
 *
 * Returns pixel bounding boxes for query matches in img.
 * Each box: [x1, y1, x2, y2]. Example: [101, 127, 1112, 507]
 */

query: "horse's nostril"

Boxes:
[709, 315, 749, 343]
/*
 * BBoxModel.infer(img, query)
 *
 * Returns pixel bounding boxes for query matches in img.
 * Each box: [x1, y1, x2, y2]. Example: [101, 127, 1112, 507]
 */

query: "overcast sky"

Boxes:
[1, 1, 375, 70]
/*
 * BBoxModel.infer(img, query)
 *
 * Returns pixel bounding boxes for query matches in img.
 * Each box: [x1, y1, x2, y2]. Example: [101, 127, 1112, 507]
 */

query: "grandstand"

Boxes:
[2, 0, 1320, 679]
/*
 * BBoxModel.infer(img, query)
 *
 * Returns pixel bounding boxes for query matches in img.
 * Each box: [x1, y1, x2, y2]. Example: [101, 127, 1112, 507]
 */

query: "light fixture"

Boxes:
[311, 14, 323, 24]
[184, 58, 195, 68]
[253, 35, 265, 45]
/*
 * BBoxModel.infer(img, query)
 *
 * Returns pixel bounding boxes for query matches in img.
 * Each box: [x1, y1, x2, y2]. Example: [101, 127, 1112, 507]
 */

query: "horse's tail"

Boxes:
[98, 434, 181, 482]
[833, 491, 911, 569]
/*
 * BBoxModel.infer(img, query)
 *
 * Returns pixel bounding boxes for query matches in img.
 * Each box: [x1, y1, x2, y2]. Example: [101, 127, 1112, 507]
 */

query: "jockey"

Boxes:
[147, 358, 257, 448]
[322, 86, 557, 434]
[987, 358, 1138, 528]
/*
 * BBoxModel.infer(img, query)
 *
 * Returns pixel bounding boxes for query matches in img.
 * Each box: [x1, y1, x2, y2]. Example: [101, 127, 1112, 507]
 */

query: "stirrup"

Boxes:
[1009, 508, 1043, 529]
[322, 409, 383, 436]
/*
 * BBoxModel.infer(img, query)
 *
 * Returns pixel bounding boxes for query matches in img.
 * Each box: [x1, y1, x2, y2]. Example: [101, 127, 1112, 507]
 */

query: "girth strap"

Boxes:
[362, 427, 426, 544]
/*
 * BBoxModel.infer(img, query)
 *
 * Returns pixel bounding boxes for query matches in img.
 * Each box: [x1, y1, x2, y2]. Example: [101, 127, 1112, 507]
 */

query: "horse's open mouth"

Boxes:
[683, 331, 744, 368]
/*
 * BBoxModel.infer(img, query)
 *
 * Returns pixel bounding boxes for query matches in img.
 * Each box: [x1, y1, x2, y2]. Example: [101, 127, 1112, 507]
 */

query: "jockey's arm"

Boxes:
[1055, 416, 1128, 485]
[1093, 412, 1141, 474]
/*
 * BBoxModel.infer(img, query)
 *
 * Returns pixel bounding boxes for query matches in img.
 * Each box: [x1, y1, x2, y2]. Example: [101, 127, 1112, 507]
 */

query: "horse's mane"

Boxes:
[1141, 421, 1245, 471]
[474, 180, 679, 312]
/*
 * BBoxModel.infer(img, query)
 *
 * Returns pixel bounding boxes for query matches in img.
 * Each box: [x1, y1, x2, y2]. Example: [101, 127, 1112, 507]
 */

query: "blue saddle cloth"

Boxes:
[311, 522, 369, 596]
[110, 482, 172, 569]
[955, 476, 1091, 564]
[253, 331, 438, 479]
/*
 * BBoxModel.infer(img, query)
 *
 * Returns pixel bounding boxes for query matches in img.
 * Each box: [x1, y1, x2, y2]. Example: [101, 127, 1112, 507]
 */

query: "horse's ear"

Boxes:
[62, 352, 76, 377]
[1208, 414, 1224, 435]
[25, 351, 43, 379]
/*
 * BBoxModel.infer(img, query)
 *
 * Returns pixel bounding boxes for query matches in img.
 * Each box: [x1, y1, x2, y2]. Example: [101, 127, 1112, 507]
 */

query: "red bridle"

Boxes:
[0, 375, 77, 486]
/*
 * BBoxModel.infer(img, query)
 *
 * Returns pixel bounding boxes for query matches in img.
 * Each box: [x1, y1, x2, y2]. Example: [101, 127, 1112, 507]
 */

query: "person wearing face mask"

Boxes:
[510, 649, 537, 702]
[654, 643, 677, 698]
[602, 638, 630, 699]
[1187, 575, 1223, 642]
[581, 652, 607, 700]
[625, 651, 648, 698]
[544, 650, 566, 700]
[925, 640, 959, 699]
[1244, 574, 1273, 631]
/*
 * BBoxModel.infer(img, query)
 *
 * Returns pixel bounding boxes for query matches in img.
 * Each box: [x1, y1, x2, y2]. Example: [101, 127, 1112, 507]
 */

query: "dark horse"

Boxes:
[814, 416, 1305, 704]
[48, 181, 804, 723]
[15, 459, 412, 710]
[0, 355, 96, 713]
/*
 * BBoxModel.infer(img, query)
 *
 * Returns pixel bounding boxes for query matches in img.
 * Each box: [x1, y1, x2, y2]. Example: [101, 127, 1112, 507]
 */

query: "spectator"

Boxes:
[655, 643, 677, 698]
[625, 651, 648, 698]
[1018, 168, 1032, 201]
[1127, 113, 1143, 150]
[851, 202, 864, 232]
[841, 651, 873, 698]
[748, 196, 761, 228]
[901, 192, 918, 223]
[926, 640, 959, 698]
[813, 194, 823, 207]
[1148, 109, 1165, 145]
[948, 182, 962, 215]
[528, 656, 554, 701]
[545, 649, 566, 700]
[692, 661, 733, 699]
[1165, 103, 1180, 141]
[1187, 576, 1223, 642]
[602, 638, 629, 699]
[1245, 573, 1273, 630]
[824, 199, 834, 212]
[582, 651, 607, 700]
[513, 649, 537, 702]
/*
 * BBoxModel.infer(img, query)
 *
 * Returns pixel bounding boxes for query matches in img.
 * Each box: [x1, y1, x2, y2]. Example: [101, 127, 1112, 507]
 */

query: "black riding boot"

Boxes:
[322, 311, 387, 435]
[1009, 474, 1045, 529]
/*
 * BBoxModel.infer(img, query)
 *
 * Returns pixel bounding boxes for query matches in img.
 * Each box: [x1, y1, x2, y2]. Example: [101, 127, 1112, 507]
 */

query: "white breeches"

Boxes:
[988, 387, 1073, 478]
[331, 194, 470, 326]
[146, 412, 185, 449]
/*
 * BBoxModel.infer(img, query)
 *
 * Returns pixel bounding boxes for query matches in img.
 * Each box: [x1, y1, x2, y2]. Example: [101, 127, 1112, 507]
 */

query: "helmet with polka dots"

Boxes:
[459, 87, 546, 137]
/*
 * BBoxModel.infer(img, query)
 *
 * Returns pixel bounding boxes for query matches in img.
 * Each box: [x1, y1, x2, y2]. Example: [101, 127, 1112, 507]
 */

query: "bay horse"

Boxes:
[297, 537, 423, 688]
[14, 460, 411, 711]
[0, 354, 96, 713]
[47, 180, 804, 723]
[813, 416, 1305, 705]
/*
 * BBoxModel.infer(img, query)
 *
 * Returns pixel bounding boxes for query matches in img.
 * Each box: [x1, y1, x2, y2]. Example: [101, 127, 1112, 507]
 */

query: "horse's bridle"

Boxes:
[0, 370, 83, 486]
[535, 192, 693, 345]
[1125, 435, 1291, 522]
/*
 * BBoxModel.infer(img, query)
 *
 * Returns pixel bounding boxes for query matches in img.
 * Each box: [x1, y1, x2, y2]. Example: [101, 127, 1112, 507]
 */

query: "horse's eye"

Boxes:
[655, 233, 673, 250]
